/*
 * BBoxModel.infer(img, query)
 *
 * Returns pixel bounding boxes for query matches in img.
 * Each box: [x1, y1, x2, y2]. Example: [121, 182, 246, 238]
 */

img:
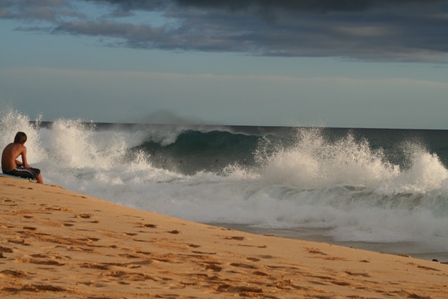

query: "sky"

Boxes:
[1, 0, 448, 129]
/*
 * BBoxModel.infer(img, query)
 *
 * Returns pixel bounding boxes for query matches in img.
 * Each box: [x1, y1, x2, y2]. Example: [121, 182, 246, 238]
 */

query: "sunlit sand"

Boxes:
[1, 176, 447, 298]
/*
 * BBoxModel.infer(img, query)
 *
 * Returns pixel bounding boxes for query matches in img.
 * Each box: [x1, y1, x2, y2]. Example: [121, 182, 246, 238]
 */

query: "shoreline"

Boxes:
[1, 177, 447, 298]
[210, 223, 448, 262]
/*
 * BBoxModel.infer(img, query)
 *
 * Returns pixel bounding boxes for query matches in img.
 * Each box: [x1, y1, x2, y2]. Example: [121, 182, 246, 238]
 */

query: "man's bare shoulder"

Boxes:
[3, 143, 14, 152]
[3, 143, 25, 154]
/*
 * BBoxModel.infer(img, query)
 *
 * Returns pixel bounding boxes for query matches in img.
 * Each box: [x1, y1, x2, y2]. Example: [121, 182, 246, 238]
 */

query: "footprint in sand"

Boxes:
[23, 226, 37, 231]
[80, 262, 110, 270]
[309, 274, 352, 287]
[214, 284, 263, 295]
[125, 232, 138, 236]
[45, 206, 70, 211]
[75, 213, 92, 219]
[15, 256, 65, 266]
[135, 223, 157, 229]
[225, 236, 245, 241]
[191, 250, 217, 255]
[305, 247, 327, 255]
[258, 255, 274, 259]
[103, 270, 158, 282]
[360, 259, 370, 263]
[118, 253, 140, 259]
[203, 261, 223, 272]
[345, 271, 371, 277]
[19, 186, 33, 190]
[7, 238, 31, 246]
[1, 199, 17, 206]
[3, 284, 66, 293]
[0, 269, 29, 278]
[230, 263, 258, 269]
[416, 264, 441, 272]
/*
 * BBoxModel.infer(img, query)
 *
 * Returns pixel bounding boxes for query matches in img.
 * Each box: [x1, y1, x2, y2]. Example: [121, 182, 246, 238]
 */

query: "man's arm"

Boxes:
[19, 145, 31, 168]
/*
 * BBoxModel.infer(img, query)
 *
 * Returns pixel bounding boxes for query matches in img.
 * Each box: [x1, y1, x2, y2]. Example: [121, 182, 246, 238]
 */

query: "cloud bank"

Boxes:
[2, 0, 448, 62]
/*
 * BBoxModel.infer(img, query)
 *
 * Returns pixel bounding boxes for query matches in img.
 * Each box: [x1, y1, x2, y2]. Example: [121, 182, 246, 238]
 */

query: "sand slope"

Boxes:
[1, 177, 447, 298]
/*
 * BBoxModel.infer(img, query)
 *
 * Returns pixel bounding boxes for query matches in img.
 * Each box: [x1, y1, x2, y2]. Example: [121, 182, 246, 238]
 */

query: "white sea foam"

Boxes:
[256, 127, 402, 189]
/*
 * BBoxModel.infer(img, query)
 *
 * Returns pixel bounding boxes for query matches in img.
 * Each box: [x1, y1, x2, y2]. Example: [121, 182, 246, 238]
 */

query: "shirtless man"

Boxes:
[1, 132, 43, 184]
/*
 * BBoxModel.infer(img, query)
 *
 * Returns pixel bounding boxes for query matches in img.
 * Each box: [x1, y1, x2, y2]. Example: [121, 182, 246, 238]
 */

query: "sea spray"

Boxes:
[395, 142, 448, 192]
[46, 119, 130, 169]
[0, 109, 46, 163]
[256, 127, 401, 189]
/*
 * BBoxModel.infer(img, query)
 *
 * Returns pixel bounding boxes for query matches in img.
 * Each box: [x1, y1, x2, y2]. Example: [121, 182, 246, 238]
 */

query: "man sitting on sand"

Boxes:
[1, 131, 43, 184]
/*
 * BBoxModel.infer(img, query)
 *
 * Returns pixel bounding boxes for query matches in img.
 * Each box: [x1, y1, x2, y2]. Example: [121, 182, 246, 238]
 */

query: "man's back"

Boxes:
[1, 143, 25, 173]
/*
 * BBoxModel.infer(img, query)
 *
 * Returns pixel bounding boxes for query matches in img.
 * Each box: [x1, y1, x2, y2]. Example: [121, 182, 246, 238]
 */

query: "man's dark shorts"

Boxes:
[4, 166, 40, 180]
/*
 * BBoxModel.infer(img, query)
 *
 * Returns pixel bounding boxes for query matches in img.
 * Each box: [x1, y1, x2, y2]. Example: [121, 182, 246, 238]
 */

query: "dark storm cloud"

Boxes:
[102, 0, 424, 13]
[2, 0, 448, 62]
[0, 0, 80, 22]
[102, 0, 446, 19]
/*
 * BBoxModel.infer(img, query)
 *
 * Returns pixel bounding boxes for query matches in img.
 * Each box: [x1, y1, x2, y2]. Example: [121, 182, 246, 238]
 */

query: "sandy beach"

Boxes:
[1, 176, 447, 298]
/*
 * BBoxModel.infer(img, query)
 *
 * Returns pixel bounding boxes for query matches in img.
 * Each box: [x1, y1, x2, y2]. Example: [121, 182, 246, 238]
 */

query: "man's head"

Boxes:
[14, 132, 27, 144]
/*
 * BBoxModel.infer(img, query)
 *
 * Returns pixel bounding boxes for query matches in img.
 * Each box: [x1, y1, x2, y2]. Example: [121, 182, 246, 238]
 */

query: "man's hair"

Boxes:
[14, 132, 27, 144]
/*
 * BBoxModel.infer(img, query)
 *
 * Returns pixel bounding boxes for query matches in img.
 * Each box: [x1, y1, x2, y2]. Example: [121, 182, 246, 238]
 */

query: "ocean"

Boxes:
[2, 110, 448, 261]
